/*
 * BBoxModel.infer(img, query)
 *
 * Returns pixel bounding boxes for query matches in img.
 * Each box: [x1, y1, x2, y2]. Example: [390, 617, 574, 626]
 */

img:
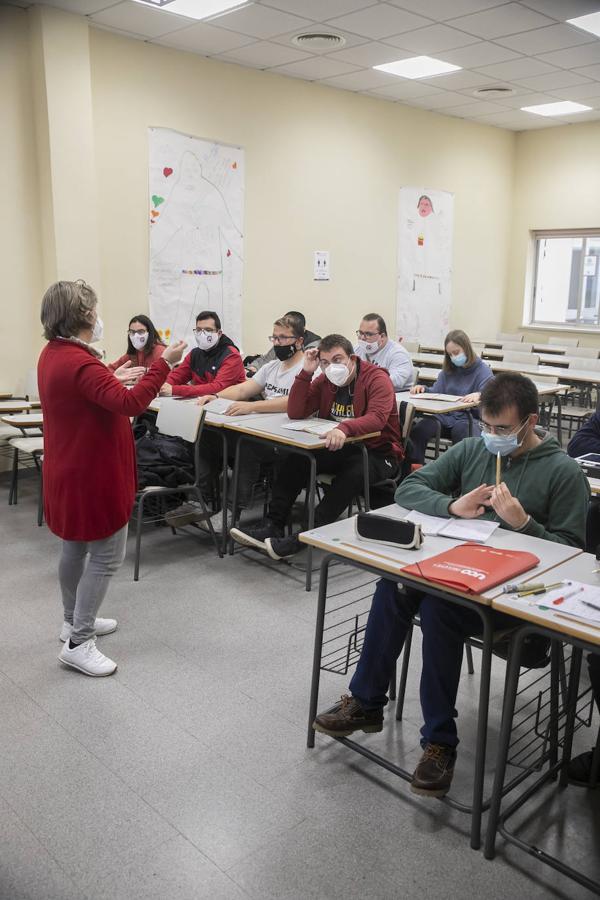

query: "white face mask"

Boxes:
[91, 315, 103, 343]
[325, 363, 351, 387]
[195, 330, 220, 352]
[131, 332, 148, 351]
[359, 339, 380, 355]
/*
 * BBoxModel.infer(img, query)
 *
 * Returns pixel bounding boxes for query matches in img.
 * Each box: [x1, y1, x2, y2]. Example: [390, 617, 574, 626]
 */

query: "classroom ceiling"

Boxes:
[13, 0, 600, 130]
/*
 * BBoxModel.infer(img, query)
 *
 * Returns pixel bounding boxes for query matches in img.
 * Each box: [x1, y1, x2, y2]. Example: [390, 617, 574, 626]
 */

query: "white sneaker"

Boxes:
[59, 617, 118, 643]
[58, 637, 117, 677]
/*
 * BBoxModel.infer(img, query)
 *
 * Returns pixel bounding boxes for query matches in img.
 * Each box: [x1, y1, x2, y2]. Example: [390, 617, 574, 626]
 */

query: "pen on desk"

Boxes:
[581, 597, 600, 612]
[496, 451, 501, 487]
[551, 586, 584, 606]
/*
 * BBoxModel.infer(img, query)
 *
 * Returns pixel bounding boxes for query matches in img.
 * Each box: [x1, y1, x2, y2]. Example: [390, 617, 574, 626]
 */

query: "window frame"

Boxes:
[527, 228, 600, 333]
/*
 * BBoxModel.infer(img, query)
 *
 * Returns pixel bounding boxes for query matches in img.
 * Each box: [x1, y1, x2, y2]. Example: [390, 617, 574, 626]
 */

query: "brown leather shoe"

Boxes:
[410, 743, 457, 798]
[313, 694, 384, 738]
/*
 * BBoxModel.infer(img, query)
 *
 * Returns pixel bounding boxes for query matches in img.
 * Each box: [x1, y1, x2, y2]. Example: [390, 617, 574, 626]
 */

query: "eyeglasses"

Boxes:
[268, 335, 296, 344]
[479, 416, 529, 437]
[128, 329, 148, 336]
[192, 327, 217, 335]
[356, 330, 380, 339]
[319, 356, 348, 370]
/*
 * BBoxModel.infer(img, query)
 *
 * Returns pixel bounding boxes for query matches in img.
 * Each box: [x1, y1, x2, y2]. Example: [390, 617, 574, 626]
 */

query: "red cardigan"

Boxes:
[38, 339, 170, 542]
[287, 360, 404, 459]
[166, 346, 245, 398]
[108, 343, 166, 372]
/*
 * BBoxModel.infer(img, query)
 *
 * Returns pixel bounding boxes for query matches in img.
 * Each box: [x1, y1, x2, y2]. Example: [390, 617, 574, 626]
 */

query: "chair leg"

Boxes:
[9, 448, 18, 505]
[37, 467, 43, 526]
[133, 494, 146, 582]
[465, 641, 475, 675]
[389, 661, 397, 701]
[395, 623, 414, 721]
[192, 486, 223, 558]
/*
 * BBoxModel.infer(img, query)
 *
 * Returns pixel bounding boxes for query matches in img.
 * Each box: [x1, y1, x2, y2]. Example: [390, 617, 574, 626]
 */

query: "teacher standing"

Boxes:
[38, 280, 186, 677]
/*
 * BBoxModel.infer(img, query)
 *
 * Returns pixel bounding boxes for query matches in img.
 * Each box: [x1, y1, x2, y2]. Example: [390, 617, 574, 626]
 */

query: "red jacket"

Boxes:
[38, 339, 170, 542]
[166, 341, 245, 398]
[108, 343, 166, 372]
[288, 359, 404, 459]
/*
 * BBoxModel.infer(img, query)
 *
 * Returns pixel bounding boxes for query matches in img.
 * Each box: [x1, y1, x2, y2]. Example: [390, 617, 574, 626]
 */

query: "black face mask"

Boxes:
[274, 343, 297, 361]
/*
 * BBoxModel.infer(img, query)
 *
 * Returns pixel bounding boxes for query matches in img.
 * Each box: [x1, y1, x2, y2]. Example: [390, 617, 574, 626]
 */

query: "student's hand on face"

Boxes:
[162, 340, 187, 366]
[159, 383, 173, 396]
[449, 484, 494, 519]
[489, 482, 528, 529]
[195, 395, 216, 406]
[303, 347, 320, 374]
[226, 402, 253, 416]
[460, 392, 480, 404]
[410, 385, 426, 395]
[325, 428, 347, 451]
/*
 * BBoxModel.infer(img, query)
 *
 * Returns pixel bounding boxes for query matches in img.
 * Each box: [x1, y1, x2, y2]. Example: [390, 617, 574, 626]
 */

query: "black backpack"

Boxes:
[135, 425, 195, 490]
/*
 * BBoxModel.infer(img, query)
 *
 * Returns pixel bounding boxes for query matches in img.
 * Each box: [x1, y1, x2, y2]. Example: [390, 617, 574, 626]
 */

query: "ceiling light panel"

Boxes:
[520, 100, 592, 116]
[374, 56, 461, 79]
[567, 12, 600, 39]
[130, 0, 250, 19]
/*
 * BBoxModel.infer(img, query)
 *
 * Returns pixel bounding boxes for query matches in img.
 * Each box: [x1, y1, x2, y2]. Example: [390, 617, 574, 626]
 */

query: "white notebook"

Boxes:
[281, 419, 337, 436]
[204, 398, 233, 414]
[404, 510, 500, 543]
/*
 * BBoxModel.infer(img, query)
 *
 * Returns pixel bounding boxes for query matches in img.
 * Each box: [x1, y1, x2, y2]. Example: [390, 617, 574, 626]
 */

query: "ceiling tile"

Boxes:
[449, 3, 555, 40]
[559, 109, 600, 122]
[216, 39, 310, 67]
[519, 0, 600, 18]
[90, 1, 193, 38]
[326, 4, 432, 41]
[500, 90, 559, 108]
[154, 22, 256, 55]
[270, 56, 360, 79]
[537, 43, 600, 71]
[326, 41, 408, 68]
[573, 63, 600, 80]
[550, 81, 600, 100]
[474, 57, 559, 80]
[495, 24, 596, 56]
[258, 0, 377, 20]
[440, 41, 522, 67]
[384, 23, 480, 53]
[517, 69, 593, 90]
[320, 68, 402, 90]
[366, 80, 444, 99]
[475, 109, 558, 128]
[419, 69, 500, 90]
[210, 4, 313, 39]
[271, 26, 368, 52]
[40, 0, 123, 13]
[386, 0, 505, 20]
[443, 99, 509, 115]
[410, 90, 475, 108]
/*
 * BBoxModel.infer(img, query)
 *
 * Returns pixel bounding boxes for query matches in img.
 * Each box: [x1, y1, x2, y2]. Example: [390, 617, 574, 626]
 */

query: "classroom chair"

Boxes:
[401, 340, 420, 352]
[549, 336, 579, 347]
[496, 332, 523, 342]
[130, 400, 221, 580]
[501, 341, 534, 352]
[503, 351, 540, 365]
[565, 346, 600, 359]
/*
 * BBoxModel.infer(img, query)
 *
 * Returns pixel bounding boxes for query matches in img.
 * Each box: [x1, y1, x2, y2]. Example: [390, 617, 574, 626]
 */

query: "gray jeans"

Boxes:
[59, 525, 128, 643]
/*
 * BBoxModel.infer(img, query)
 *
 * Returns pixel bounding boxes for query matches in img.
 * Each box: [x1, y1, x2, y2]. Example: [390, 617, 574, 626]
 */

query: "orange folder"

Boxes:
[401, 543, 540, 595]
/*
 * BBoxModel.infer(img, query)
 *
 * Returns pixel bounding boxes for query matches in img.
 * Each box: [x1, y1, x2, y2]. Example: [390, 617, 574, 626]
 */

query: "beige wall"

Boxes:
[506, 120, 600, 347]
[0, 7, 43, 392]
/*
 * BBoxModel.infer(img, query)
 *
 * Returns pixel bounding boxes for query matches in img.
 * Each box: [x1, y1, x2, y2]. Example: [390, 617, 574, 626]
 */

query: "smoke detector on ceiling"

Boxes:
[472, 86, 516, 99]
[292, 33, 346, 51]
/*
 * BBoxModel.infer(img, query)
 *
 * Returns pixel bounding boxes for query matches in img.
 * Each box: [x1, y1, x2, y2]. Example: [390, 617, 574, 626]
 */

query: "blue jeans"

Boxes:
[349, 578, 487, 749]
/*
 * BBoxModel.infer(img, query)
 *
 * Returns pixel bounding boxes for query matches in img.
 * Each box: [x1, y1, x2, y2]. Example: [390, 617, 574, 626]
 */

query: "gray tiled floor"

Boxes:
[1, 473, 599, 899]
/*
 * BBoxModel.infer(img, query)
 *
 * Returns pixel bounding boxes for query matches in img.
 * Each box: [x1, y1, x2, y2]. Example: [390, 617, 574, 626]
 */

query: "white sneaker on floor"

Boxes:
[58, 637, 117, 677]
[59, 617, 118, 643]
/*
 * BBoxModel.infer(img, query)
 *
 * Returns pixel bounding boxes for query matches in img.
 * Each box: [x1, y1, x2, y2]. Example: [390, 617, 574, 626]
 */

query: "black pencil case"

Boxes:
[355, 513, 423, 550]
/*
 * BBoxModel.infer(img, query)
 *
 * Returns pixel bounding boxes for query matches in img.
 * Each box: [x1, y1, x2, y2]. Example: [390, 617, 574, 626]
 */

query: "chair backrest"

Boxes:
[497, 332, 523, 342]
[402, 402, 417, 440]
[566, 357, 600, 371]
[532, 375, 559, 385]
[565, 346, 599, 359]
[549, 336, 579, 346]
[503, 351, 540, 365]
[401, 340, 419, 352]
[501, 341, 533, 352]
[156, 399, 204, 443]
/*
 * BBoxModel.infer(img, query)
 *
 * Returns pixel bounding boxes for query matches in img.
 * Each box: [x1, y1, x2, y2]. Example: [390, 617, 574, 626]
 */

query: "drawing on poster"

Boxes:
[148, 127, 244, 348]
[396, 187, 454, 346]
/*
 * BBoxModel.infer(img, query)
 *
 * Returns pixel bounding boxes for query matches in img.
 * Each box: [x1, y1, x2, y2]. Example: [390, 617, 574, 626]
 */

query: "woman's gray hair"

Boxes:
[41, 280, 97, 340]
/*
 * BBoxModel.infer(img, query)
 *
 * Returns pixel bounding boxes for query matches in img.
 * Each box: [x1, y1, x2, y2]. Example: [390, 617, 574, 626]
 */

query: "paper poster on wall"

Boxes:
[396, 187, 454, 346]
[148, 127, 244, 349]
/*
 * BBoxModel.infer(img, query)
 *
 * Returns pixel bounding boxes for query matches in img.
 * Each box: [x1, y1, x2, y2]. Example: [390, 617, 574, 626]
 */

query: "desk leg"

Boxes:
[307, 555, 332, 748]
[361, 444, 370, 512]
[558, 646, 582, 789]
[220, 430, 229, 555]
[228, 436, 243, 556]
[484, 628, 529, 860]
[470, 608, 494, 851]
[305, 455, 317, 592]
[555, 393, 563, 446]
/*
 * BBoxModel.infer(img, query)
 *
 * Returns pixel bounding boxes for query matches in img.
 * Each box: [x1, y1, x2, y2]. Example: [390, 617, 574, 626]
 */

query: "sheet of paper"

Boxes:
[204, 398, 233, 414]
[404, 510, 499, 542]
[416, 393, 462, 402]
[535, 580, 600, 624]
[403, 511, 447, 535]
[281, 419, 336, 435]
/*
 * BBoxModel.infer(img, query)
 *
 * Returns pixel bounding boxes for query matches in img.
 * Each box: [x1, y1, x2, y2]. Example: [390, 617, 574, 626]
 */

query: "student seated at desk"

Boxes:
[408, 329, 493, 465]
[354, 313, 414, 391]
[230, 333, 404, 560]
[313, 374, 589, 798]
[160, 310, 245, 398]
[166, 315, 306, 532]
[108, 314, 166, 383]
[566, 412, 600, 787]
[245, 311, 320, 374]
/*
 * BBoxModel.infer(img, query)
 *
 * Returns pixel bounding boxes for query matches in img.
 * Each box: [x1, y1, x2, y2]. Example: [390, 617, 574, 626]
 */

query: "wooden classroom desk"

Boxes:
[396, 391, 477, 415]
[491, 360, 600, 387]
[409, 351, 444, 368]
[485, 552, 600, 894]
[0, 400, 32, 414]
[225, 414, 379, 591]
[1, 413, 43, 431]
[300, 503, 581, 850]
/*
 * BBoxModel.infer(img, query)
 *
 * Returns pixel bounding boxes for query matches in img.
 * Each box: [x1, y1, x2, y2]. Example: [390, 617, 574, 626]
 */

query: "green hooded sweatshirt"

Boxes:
[395, 434, 589, 549]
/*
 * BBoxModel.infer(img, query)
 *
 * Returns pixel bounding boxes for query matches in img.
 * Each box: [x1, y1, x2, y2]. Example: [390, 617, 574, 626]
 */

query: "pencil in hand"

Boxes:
[496, 451, 501, 487]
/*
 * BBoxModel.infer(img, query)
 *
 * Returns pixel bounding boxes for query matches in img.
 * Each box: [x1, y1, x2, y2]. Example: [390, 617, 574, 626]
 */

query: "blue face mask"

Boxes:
[450, 352, 467, 367]
[481, 419, 528, 457]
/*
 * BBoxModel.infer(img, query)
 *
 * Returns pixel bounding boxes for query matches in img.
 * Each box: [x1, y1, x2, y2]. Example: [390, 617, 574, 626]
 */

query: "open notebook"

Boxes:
[404, 510, 500, 543]
[414, 393, 462, 402]
[281, 419, 337, 436]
